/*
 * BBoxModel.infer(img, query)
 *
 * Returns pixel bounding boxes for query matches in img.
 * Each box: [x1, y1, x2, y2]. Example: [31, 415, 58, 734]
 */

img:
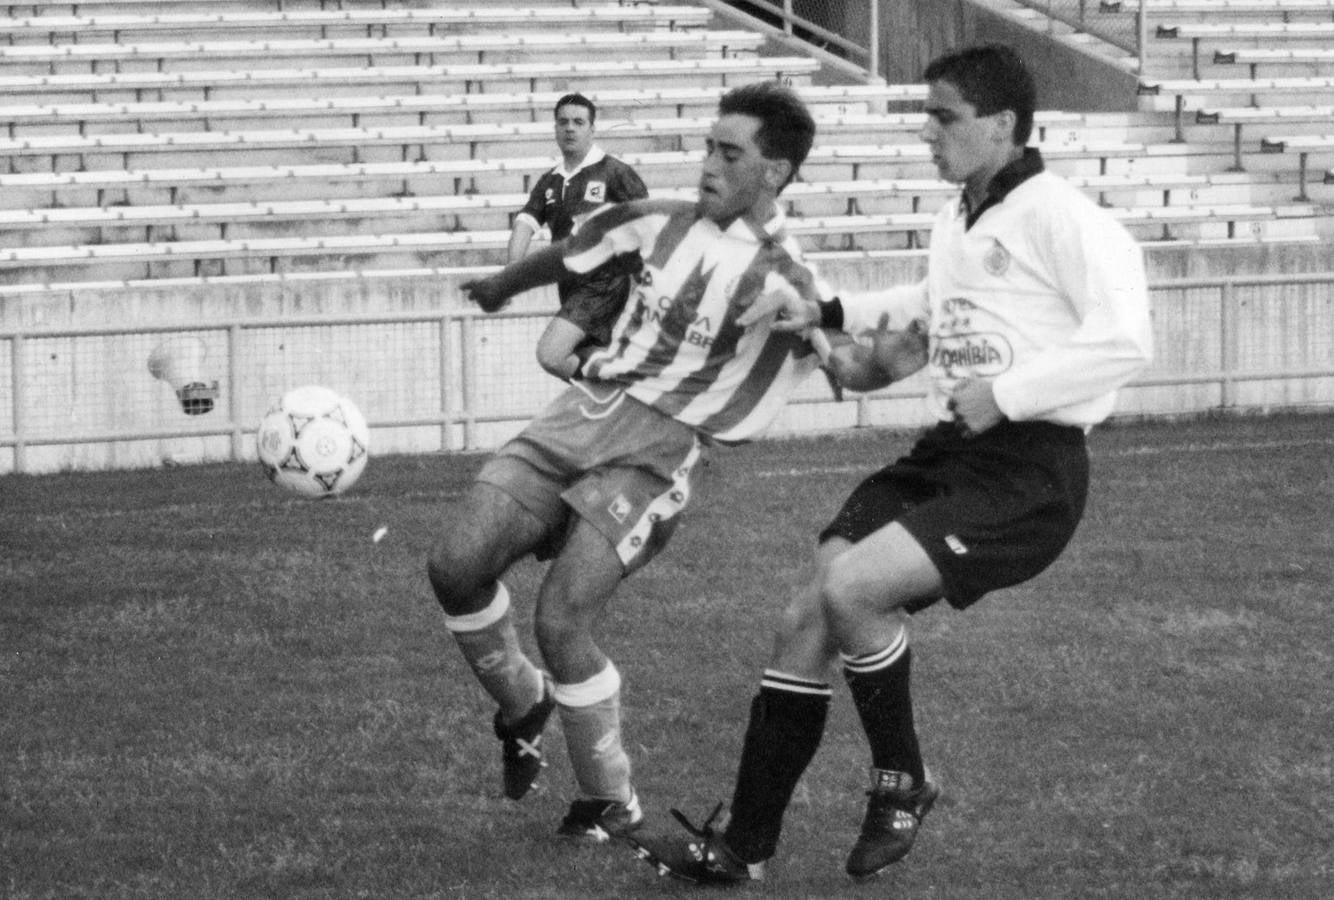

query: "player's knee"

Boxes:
[817, 565, 871, 633]
[426, 538, 488, 614]
[533, 600, 582, 660]
[776, 586, 824, 644]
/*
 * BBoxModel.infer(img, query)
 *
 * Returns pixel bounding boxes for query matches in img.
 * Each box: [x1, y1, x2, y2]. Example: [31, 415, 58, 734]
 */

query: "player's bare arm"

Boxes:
[460, 243, 570, 312]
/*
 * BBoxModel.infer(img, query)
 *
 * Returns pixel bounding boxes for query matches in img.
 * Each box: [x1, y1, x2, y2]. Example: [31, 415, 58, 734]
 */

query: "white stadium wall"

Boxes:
[2, 265, 1333, 475]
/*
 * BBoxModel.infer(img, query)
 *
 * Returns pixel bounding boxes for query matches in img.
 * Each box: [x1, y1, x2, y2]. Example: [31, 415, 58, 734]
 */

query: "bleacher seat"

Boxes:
[3, 5, 714, 41]
[1138, 76, 1334, 141]
[1212, 47, 1334, 77]
[0, 111, 1114, 174]
[1260, 133, 1334, 200]
[1155, 22, 1334, 77]
[0, 202, 1312, 281]
[0, 83, 928, 136]
[0, 172, 1285, 239]
[0, 31, 768, 78]
[0, 57, 823, 105]
[1108, 0, 1334, 18]
[1194, 104, 1334, 170]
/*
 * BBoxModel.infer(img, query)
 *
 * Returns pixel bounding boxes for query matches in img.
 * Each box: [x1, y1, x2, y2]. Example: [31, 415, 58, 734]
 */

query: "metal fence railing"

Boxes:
[2, 271, 1332, 475]
[702, 0, 882, 82]
[702, 1, 1153, 83]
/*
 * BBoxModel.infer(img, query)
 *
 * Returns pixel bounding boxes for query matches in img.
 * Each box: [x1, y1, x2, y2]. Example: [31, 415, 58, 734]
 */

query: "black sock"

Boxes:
[722, 672, 831, 864]
[844, 638, 924, 787]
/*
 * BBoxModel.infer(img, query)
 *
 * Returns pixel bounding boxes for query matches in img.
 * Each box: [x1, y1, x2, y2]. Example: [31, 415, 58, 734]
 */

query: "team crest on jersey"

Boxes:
[982, 240, 1010, 276]
[584, 181, 606, 203]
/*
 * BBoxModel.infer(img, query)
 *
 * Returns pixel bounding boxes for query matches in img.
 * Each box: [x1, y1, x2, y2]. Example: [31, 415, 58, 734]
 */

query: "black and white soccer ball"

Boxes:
[256, 385, 370, 498]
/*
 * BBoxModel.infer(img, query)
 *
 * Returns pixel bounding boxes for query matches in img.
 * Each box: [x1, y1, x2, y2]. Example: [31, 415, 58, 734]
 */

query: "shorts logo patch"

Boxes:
[945, 534, 969, 555]
[983, 240, 1010, 276]
[607, 493, 632, 524]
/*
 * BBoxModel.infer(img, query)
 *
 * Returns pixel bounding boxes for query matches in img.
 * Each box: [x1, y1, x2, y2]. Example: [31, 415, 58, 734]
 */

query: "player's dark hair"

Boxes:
[554, 92, 597, 125]
[718, 81, 816, 189]
[923, 44, 1036, 145]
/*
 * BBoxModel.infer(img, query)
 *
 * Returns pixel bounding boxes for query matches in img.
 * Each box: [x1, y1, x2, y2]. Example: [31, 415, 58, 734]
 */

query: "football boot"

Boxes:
[492, 684, 556, 800]
[627, 803, 764, 884]
[557, 790, 645, 842]
[845, 768, 940, 878]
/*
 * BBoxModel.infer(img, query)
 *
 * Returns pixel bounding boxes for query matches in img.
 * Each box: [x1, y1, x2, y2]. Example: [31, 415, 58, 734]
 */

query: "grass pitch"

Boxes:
[3, 413, 1332, 899]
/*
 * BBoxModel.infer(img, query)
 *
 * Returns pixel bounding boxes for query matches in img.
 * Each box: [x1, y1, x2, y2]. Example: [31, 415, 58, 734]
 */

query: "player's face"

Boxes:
[920, 80, 1019, 199]
[697, 113, 788, 225]
[554, 103, 595, 163]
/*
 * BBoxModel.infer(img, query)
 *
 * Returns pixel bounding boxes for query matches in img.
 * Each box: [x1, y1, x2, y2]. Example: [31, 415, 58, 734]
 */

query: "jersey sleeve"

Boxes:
[514, 173, 551, 233]
[991, 194, 1154, 422]
[838, 281, 930, 336]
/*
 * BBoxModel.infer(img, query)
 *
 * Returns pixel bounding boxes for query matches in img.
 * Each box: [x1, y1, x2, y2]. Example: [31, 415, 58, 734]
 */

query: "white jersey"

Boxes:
[562, 198, 822, 443]
[840, 162, 1153, 430]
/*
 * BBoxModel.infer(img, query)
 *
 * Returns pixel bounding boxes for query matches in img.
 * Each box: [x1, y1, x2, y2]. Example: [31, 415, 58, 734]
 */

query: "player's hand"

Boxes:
[736, 269, 821, 331]
[867, 315, 929, 383]
[820, 315, 927, 391]
[460, 277, 509, 313]
[948, 377, 1004, 437]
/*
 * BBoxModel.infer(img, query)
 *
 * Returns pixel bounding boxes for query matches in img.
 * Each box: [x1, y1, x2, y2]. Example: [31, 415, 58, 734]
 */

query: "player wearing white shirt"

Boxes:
[831, 153, 1150, 431]
[629, 44, 1153, 886]
[427, 83, 822, 845]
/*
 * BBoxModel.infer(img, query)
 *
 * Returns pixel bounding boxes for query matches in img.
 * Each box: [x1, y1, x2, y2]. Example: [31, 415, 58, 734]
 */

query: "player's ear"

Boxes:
[764, 157, 792, 192]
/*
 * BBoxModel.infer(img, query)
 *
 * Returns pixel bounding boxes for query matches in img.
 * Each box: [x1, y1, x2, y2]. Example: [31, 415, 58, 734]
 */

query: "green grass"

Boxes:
[3, 413, 1333, 899]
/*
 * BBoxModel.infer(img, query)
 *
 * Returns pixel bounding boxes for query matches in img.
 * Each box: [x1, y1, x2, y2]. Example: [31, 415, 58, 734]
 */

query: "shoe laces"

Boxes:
[668, 801, 724, 840]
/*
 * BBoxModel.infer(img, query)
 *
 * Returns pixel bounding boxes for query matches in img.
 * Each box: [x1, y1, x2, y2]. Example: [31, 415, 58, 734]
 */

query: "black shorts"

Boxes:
[820, 420, 1089, 612]
[556, 264, 633, 348]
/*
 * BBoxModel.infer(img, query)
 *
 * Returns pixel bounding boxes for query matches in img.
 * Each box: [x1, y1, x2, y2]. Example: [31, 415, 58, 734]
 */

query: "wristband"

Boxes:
[818, 297, 844, 330]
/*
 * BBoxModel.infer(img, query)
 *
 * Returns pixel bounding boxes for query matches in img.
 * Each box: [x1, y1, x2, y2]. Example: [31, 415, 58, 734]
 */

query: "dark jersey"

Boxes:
[516, 148, 648, 243]
[515, 148, 649, 351]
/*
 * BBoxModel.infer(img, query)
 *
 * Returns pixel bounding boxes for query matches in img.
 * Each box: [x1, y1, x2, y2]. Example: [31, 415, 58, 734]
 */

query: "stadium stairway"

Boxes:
[1, 0, 1333, 296]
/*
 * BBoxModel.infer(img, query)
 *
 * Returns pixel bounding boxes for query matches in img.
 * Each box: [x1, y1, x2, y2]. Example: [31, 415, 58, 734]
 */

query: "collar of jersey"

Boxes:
[961, 147, 1045, 229]
[717, 204, 787, 244]
[557, 145, 608, 179]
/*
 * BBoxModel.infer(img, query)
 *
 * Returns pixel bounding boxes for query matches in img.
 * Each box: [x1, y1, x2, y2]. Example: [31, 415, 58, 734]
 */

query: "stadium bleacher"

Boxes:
[0, 0, 1329, 289]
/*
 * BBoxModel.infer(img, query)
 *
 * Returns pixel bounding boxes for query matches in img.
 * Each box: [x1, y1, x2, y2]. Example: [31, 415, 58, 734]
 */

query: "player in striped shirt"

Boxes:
[427, 81, 826, 843]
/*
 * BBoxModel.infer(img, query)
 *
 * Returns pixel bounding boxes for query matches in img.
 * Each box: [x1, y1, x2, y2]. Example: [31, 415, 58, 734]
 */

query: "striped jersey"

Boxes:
[561, 199, 822, 443]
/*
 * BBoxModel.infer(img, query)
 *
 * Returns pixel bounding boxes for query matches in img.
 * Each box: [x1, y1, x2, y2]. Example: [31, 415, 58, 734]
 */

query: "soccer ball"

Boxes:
[256, 385, 370, 498]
